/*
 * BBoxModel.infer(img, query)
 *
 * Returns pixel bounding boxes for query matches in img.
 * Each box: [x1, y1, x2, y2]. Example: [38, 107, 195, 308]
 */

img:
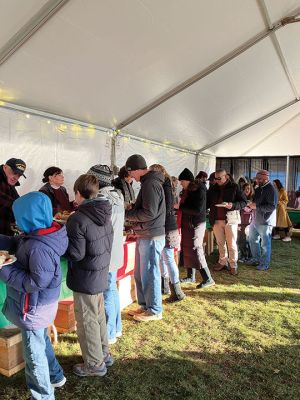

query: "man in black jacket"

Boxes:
[0, 158, 26, 235]
[207, 169, 247, 275]
[125, 154, 166, 322]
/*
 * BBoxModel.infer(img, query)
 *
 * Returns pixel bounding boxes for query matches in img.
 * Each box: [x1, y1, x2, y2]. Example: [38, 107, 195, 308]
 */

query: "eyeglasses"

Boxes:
[214, 177, 222, 181]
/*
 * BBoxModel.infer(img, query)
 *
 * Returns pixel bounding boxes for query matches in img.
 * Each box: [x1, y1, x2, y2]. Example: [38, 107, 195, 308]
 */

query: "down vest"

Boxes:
[66, 197, 113, 295]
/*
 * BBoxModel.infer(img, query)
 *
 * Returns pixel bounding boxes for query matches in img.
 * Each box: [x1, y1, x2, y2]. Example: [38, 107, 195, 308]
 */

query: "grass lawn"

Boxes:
[1, 238, 299, 400]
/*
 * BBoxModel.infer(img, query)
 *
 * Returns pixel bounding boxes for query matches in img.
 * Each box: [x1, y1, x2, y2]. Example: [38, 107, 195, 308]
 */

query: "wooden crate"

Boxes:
[0, 327, 24, 377]
[54, 299, 76, 333]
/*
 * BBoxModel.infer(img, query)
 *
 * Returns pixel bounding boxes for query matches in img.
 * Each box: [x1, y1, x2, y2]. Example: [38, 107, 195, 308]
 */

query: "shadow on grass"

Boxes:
[180, 288, 300, 304]
[1, 345, 299, 400]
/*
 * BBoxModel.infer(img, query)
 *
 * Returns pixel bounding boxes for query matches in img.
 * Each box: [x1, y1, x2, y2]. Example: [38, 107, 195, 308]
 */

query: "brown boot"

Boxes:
[229, 267, 238, 276]
[213, 262, 226, 271]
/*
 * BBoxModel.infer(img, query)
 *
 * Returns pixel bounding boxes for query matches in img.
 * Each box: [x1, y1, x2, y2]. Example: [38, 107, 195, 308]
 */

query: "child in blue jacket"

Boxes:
[0, 192, 68, 400]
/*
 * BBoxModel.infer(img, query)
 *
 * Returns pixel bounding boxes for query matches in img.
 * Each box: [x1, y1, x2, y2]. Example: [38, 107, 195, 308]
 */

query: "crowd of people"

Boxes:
[0, 155, 296, 399]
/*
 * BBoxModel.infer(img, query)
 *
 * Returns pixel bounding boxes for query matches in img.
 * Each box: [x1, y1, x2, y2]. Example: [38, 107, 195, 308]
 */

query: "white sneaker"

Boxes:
[52, 376, 66, 388]
[273, 235, 281, 240]
[108, 337, 117, 345]
[116, 331, 122, 338]
[282, 237, 291, 242]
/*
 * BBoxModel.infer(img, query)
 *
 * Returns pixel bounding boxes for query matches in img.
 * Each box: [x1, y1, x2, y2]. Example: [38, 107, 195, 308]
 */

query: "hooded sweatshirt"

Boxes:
[98, 186, 125, 272]
[0, 192, 68, 330]
[66, 197, 113, 294]
[126, 171, 166, 238]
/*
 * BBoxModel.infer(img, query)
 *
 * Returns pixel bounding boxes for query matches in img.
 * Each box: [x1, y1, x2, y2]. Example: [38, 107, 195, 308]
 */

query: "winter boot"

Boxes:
[167, 282, 186, 302]
[161, 276, 171, 295]
[181, 268, 196, 284]
[196, 267, 215, 289]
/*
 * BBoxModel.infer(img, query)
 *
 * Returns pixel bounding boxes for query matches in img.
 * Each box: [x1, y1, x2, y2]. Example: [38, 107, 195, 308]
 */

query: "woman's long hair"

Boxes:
[273, 179, 283, 191]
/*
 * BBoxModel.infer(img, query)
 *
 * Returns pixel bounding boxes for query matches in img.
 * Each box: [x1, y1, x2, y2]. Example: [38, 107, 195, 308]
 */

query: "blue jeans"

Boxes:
[160, 247, 180, 284]
[22, 328, 64, 400]
[249, 224, 273, 268]
[135, 237, 165, 314]
[104, 271, 122, 340]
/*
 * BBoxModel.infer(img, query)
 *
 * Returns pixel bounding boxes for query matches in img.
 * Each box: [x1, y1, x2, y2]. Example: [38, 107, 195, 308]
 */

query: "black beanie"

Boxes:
[178, 168, 194, 181]
[125, 154, 147, 171]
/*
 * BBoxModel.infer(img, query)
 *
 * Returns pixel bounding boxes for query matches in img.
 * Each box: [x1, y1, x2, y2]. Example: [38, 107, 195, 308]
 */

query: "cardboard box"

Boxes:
[0, 327, 24, 377]
[204, 229, 214, 256]
[118, 275, 136, 310]
[54, 299, 76, 333]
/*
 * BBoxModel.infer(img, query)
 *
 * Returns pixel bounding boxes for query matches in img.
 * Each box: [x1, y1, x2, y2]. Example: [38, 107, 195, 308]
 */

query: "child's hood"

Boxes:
[13, 191, 53, 233]
[99, 186, 124, 207]
[28, 225, 69, 257]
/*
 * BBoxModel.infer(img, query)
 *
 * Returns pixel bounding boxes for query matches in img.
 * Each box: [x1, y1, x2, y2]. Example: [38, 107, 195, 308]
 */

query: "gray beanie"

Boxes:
[87, 164, 113, 187]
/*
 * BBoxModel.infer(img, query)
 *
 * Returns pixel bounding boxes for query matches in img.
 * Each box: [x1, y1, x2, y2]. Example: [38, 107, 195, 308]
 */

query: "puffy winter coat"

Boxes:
[66, 197, 113, 294]
[0, 192, 68, 330]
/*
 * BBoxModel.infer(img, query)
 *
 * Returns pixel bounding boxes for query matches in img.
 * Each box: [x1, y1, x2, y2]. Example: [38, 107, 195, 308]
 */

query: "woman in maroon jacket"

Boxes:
[39, 166, 74, 216]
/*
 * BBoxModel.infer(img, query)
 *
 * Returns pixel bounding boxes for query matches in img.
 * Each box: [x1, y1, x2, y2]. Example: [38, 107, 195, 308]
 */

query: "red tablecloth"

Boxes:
[117, 240, 136, 280]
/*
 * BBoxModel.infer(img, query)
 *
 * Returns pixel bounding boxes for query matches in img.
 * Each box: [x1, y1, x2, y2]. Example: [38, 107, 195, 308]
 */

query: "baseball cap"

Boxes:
[6, 158, 26, 178]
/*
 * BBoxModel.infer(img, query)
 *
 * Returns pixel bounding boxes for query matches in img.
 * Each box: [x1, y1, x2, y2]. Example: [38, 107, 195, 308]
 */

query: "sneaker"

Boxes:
[128, 307, 145, 316]
[213, 262, 227, 271]
[73, 362, 107, 377]
[273, 235, 281, 240]
[196, 280, 215, 289]
[257, 265, 269, 271]
[52, 376, 66, 388]
[103, 353, 114, 367]
[133, 311, 162, 322]
[282, 237, 291, 242]
[245, 259, 259, 266]
[108, 337, 117, 345]
[180, 277, 196, 284]
[116, 331, 122, 338]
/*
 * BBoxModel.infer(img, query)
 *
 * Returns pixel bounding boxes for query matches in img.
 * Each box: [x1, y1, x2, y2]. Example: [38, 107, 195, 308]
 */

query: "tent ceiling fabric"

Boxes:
[0, 0, 299, 156]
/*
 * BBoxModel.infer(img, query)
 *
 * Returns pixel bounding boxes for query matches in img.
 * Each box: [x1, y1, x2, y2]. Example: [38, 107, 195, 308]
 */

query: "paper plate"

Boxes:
[1, 255, 17, 266]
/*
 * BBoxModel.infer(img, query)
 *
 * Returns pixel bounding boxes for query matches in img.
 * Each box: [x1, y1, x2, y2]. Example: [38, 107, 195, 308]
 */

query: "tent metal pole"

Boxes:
[0, 0, 69, 66]
[194, 154, 199, 176]
[0, 101, 109, 134]
[110, 133, 117, 172]
[116, 8, 300, 130]
[286, 156, 290, 191]
[196, 99, 299, 153]
[258, 0, 300, 100]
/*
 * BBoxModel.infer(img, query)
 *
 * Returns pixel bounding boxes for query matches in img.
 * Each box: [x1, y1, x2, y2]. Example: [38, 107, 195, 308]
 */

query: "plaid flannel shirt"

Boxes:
[0, 165, 20, 235]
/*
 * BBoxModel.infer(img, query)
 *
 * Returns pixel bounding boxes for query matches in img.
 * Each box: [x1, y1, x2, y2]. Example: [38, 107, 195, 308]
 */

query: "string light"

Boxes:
[25, 114, 30, 119]
[0, 101, 5, 106]
[47, 120, 51, 124]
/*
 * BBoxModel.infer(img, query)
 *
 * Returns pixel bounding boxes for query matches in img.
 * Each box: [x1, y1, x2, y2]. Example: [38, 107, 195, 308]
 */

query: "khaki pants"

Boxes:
[213, 220, 238, 268]
[73, 292, 109, 366]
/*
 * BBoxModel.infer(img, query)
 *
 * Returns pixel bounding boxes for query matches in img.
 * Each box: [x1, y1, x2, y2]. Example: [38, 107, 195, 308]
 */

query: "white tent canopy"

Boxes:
[0, 0, 300, 178]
